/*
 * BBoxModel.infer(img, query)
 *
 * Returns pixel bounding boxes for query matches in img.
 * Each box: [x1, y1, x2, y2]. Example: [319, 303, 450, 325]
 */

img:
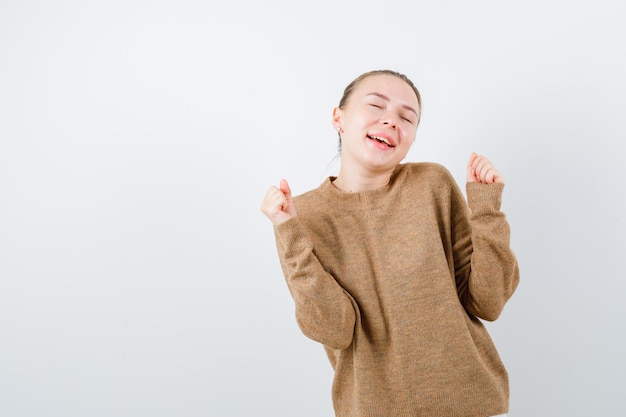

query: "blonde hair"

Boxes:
[338, 69, 422, 113]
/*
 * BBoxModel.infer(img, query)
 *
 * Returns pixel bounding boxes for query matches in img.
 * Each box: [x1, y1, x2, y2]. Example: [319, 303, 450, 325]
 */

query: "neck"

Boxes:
[333, 164, 396, 193]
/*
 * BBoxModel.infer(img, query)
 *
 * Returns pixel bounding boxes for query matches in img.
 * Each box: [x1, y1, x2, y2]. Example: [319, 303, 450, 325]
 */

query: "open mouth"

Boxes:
[368, 134, 395, 148]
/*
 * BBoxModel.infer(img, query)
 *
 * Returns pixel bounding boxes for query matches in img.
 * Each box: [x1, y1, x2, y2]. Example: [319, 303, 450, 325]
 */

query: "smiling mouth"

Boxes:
[368, 134, 395, 147]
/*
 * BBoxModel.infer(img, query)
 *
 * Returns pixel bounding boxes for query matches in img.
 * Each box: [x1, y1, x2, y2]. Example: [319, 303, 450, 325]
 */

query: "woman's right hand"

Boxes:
[260, 179, 297, 226]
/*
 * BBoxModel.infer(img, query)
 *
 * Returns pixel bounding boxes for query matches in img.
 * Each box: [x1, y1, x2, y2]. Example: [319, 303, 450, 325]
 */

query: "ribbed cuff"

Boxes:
[274, 217, 312, 256]
[466, 182, 504, 212]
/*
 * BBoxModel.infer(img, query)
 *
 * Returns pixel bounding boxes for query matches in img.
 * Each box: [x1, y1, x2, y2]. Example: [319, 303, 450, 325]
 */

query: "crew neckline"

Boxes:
[321, 164, 405, 205]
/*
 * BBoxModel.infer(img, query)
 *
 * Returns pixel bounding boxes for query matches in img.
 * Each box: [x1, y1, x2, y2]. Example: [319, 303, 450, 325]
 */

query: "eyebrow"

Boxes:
[366, 92, 419, 116]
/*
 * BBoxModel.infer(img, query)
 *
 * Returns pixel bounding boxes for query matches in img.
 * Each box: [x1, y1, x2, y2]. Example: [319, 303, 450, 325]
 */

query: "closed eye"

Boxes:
[400, 114, 416, 124]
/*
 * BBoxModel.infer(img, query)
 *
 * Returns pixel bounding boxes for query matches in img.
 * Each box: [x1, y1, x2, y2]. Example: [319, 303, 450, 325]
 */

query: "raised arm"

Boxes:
[454, 153, 520, 321]
[261, 181, 357, 349]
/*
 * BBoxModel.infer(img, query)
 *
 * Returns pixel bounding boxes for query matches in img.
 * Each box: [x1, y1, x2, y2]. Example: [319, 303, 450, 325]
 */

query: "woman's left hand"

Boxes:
[466, 152, 505, 184]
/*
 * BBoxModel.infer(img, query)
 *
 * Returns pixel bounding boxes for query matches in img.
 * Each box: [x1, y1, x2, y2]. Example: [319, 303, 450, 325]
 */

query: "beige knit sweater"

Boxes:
[274, 162, 520, 417]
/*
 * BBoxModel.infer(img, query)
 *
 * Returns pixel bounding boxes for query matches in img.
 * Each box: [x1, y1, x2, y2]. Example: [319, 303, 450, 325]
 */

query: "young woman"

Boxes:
[261, 69, 519, 417]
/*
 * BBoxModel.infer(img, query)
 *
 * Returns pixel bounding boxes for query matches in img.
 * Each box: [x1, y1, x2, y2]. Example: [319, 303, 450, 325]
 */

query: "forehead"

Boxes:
[352, 74, 419, 108]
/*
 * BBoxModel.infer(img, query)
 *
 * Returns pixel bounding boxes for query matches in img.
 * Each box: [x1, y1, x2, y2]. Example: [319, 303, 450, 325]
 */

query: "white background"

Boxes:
[1, 1, 625, 416]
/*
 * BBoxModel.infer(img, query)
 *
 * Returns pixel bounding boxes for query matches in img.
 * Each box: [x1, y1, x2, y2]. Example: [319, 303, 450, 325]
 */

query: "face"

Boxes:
[333, 74, 421, 174]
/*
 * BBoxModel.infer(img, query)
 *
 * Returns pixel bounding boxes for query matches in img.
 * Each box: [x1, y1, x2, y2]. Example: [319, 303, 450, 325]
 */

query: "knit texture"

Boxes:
[274, 162, 520, 417]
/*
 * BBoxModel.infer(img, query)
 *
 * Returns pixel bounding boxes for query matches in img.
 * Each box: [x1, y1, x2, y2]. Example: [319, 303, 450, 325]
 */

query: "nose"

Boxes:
[381, 111, 398, 129]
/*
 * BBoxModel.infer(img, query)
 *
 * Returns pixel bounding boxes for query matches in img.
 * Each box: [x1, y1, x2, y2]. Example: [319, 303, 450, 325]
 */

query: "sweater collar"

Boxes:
[321, 164, 405, 205]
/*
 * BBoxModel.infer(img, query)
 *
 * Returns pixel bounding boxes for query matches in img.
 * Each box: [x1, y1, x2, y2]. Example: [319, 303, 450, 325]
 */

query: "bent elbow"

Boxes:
[323, 330, 353, 350]
[295, 307, 355, 350]
[466, 297, 505, 322]
[477, 305, 503, 322]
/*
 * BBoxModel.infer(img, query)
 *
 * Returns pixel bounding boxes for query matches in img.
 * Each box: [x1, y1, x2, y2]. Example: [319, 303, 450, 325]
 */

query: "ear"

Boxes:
[332, 107, 343, 131]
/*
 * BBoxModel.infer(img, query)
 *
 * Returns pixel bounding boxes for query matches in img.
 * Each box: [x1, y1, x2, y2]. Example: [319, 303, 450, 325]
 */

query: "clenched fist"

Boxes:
[466, 152, 504, 184]
[260, 179, 297, 226]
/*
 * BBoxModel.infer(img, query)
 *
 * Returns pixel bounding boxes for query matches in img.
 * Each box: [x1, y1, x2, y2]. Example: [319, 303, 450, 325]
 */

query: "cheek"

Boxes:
[402, 128, 417, 144]
[359, 111, 375, 124]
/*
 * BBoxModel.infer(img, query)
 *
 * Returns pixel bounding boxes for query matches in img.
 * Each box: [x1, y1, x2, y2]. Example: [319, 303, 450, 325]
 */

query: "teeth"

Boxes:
[370, 135, 392, 146]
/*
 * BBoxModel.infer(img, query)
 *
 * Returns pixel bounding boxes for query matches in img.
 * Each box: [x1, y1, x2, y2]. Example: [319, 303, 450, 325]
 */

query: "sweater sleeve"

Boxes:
[274, 217, 357, 350]
[453, 182, 520, 321]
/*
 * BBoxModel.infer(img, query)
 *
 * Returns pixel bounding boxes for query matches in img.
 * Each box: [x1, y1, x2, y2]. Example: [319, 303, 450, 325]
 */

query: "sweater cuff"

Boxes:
[274, 217, 313, 255]
[466, 182, 504, 212]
